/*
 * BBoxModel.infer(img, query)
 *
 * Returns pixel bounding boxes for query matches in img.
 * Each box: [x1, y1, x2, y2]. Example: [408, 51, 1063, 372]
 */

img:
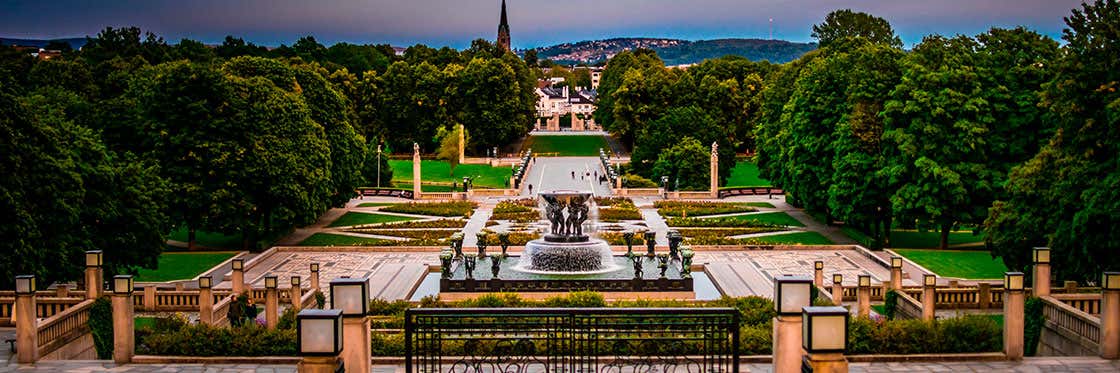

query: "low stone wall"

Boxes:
[1038, 296, 1101, 356]
[893, 291, 924, 320]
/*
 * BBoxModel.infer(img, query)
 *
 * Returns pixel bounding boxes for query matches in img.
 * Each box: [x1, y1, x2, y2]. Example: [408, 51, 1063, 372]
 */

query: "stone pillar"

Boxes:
[343, 317, 372, 373]
[291, 277, 304, 311]
[112, 293, 135, 364]
[15, 292, 37, 363]
[265, 286, 279, 330]
[412, 143, 422, 198]
[857, 280, 871, 318]
[831, 275, 843, 306]
[803, 353, 848, 373]
[978, 283, 992, 309]
[773, 314, 803, 373]
[922, 281, 936, 321]
[299, 356, 343, 373]
[232, 266, 245, 295]
[709, 142, 719, 198]
[1004, 287, 1025, 360]
[143, 285, 156, 310]
[813, 261, 824, 288]
[1034, 265, 1050, 298]
[1102, 280, 1120, 359]
[457, 124, 465, 165]
[199, 287, 214, 325]
[310, 264, 320, 291]
[84, 267, 102, 299]
[890, 266, 902, 290]
[55, 284, 69, 298]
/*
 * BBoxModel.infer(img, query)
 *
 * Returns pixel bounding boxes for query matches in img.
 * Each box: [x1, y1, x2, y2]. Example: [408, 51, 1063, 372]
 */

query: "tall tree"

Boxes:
[434, 125, 468, 177]
[811, 9, 903, 49]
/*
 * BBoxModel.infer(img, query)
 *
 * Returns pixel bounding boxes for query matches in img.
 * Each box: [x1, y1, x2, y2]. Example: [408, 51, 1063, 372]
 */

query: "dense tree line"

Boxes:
[596, 51, 772, 190]
[596, 2, 1119, 281]
[0, 27, 534, 286]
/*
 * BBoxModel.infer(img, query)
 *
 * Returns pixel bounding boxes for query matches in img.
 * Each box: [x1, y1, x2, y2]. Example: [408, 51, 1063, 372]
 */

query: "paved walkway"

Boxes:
[3, 358, 1118, 372]
[519, 157, 611, 197]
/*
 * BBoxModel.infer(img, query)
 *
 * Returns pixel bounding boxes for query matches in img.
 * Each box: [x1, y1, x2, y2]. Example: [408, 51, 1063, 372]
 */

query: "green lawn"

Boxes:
[743, 202, 775, 208]
[724, 161, 772, 187]
[750, 231, 833, 245]
[167, 227, 243, 249]
[708, 212, 805, 227]
[134, 252, 237, 282]
[135, 317, 157, 330]
[523, 135, 610, 156]
[389, 160, 512, 188]
[890, 230, 985, 249]
[327, 212, 418, 227]
[299, 233, 393, 246]
[892, 249, 1008, 279]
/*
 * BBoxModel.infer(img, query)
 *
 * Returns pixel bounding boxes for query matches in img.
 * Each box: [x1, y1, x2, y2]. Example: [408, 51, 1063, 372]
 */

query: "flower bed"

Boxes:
[655, 201, 756, 217]
[666, 216, 780, 228]
[342, 229, 456, 240]
[370, 219, 467, 229]
[479, 231, 537, 246]
[593, 197, 633, 207]
[599, 207, 643, 222]
[381, 201, 477, 217]
[490, 211, 540, 222]
[676, 228, 785, 238]
[598, 232, 647, 245]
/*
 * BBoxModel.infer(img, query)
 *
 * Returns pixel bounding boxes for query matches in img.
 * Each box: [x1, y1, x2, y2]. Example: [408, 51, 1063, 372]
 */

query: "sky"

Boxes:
[0, 0, 1084, 49]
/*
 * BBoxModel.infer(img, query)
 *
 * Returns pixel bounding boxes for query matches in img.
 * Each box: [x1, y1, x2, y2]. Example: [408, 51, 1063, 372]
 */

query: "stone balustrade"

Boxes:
[1040, 295, 1101, 356]
[35, 299, 95, 359]
[893, 291, 924, 320]
[1052, 293, 1102, 315]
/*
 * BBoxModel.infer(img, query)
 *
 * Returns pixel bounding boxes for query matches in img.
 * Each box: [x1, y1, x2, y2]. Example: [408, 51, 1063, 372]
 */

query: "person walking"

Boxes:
[528, 184, 533, 195]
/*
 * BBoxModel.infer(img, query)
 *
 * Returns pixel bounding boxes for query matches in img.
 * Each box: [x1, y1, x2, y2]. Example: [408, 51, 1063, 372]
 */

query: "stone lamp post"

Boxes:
[85, 250, 104, 299]
[297, 309, 344, 373]
[331, 278, 370, 373]
[112, 275, 135, 364]
[773, 275, 812, 373]
[14, 275, 37, 363]
[1004, 272, 1025, 360]
[802, 306, 850, 372]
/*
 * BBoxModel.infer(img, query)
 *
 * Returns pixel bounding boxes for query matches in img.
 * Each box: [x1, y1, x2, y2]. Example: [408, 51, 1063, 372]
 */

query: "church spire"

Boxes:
[497, 0, 511, 51]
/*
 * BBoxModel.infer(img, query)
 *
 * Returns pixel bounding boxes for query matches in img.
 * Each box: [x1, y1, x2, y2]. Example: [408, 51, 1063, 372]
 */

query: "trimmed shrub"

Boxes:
[739, 324, 773, 355]
[381, 201, 477, 217]
[369, 299, 411, 316]
[655, 201, 756, 217]
[137, 324, 296, 356]
[1025, 297, 1043, 356]
[883, 290, 899, 320]
[88, 297, 113, 359]
[846, 315, 1001, 354]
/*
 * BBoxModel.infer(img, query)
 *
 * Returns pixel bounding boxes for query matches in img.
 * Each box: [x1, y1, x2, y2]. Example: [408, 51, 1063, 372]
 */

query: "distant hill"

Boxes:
[0, 37, 87, 50]
[532, 37, 817, 65]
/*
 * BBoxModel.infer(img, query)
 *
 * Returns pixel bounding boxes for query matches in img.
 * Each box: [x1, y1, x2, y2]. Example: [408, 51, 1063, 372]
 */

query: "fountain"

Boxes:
[512, 191, 620, 274]
[439, 191, 693, 294]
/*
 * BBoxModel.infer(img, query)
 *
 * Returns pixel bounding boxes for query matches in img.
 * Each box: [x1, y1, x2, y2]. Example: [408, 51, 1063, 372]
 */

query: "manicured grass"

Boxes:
[299, 233, 394, 246]
[890, 230, 985, 249]
[389, 160, 512, 188]
[134, 252, 237, 282]
[750, 231, 833, 245]
[167, 227, 243, 249]
[724, 161, 772, 187]
[357, 202, 397, 207]
[744, 202, 775, 208]
[392, 183, 456, 192]
[327, 212, 418, 227]
[135, 317, 157, 330]
[523, 135, 610, 156]
[892, 249, 1008, 279]
[707, 212, 805, 227]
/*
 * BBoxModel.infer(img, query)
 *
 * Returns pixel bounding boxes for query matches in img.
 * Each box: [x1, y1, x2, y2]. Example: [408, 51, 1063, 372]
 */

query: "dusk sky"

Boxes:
[0, 0, 1083, 49]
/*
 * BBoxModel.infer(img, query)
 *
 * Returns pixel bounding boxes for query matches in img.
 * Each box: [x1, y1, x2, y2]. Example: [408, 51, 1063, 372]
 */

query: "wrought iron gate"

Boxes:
[404, 307, 740, 373]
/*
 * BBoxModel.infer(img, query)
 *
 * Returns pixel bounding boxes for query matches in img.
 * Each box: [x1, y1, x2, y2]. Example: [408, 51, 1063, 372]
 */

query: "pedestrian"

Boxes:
[571, 171, 575, 179]
[528, 184, 533, 194]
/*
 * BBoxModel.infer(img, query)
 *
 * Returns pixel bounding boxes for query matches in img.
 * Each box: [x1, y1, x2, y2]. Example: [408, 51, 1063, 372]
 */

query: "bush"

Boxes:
[371, 332, 406, 356]
[598, 207, 643, 222]
[490, 211, 540, 222]
[655, 201, 756, 217]
[541, 291, 606, 307]
[739, 324, 773, 355]
[493, 200, 535, 214]
[88, 297, 113, 359]
[138, 323, 296, 356]
[593, 197, 633, 207]
[883, 290, 899, 320]
[277, 307, 297, 330]
[622, 174, 658, 188]
[598, 232, 647, 245]
[1025, 297, 1043, 356]
[369, 299, 411, 316]
[846, 315, 1001, 354]
[381, 201, 477, 217]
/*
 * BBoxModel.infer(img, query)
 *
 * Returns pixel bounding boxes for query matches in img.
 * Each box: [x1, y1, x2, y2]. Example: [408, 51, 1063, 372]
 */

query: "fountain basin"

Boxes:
[513, 238, 620, 274]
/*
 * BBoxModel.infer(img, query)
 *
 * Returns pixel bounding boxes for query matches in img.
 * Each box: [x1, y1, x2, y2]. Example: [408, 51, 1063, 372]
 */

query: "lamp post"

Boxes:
[802, 306, 850, 372]
[813, 261, 824, 288]
[857, 275, 871, 318]
[889, 256, 903, 290]
[297, 309, 344, 373]
[310, 263, 320, 291]
[831, 274, 843, 305]
[773, 275, 813, 373]
[85, 250, 104, 299]
[198, 276, 214, 325]
[231, 258, 246, 294]
[264, 275, 279, 329]
[376, 145, 382, 189]
[1004, 271, 1025, 360]
[331, 278, 370, 373]
[291, 276, 303, 311]
[921, 274, 937, 321]
[112, 275, 135, 364]
[1033, 247, 1051, 297]
[14, 275, 37, 363]
[1101, 272, 1120, 359]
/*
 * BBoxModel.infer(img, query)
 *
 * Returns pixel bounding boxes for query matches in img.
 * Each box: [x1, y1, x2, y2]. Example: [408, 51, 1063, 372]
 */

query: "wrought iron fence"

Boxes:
[405, 307, 740, 373]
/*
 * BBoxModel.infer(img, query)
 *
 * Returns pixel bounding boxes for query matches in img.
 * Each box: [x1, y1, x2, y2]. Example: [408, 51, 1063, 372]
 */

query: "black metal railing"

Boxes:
[404, 307, 740, 373]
